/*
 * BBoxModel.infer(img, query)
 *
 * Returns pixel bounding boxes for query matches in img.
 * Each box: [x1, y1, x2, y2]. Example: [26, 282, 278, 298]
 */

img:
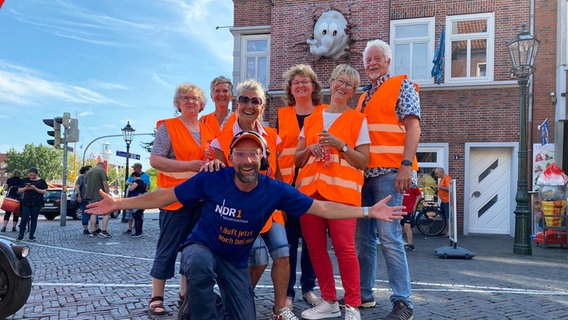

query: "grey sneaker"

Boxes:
[273, 306, 298, 320]
[301, 301, 340, 319]
[338, 297, 376, 308]
[89, 232, 98, 238]
[383, 300, 413, 320]
[344, 306, 361, 320]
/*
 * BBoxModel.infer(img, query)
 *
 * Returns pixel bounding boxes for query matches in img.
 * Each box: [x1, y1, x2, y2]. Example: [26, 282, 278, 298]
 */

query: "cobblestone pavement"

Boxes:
[1, 212, 567, 320]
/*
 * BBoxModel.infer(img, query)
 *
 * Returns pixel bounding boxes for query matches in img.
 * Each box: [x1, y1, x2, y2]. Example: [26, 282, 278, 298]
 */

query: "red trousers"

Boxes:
[300, 194, 361, 307]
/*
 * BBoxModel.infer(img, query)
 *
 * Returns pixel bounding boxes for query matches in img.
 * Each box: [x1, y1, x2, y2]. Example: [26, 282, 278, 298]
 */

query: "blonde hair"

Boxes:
[11, 169, 23, 178]
[173, 83, 207, 112]
[330, 64, 361, 89]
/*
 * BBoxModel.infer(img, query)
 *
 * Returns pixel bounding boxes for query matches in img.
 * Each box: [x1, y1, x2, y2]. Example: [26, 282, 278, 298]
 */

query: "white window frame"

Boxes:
[445, 13, 495, 84]
[240, 34, 270, 90]
[230, 26, 271, 92]
[390, 17, 435, 85]
[416, 143, 449, 173]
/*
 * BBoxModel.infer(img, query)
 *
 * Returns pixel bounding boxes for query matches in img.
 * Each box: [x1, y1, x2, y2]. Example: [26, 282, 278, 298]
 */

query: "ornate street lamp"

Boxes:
[506, 24, 540, 255]
[121, 121, 135, 222]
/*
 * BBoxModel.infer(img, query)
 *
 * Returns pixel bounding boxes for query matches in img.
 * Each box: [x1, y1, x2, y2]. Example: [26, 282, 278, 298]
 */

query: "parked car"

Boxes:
[40, 188, 80, 220]
[0, 238, 32, 318]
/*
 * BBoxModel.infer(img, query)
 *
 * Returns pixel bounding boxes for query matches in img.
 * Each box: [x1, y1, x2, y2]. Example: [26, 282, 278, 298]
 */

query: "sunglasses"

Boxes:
[238, 95, 262, 106]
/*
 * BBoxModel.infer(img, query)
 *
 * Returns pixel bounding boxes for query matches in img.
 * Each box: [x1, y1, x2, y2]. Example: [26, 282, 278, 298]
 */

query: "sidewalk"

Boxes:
[2, 215, 567, 319]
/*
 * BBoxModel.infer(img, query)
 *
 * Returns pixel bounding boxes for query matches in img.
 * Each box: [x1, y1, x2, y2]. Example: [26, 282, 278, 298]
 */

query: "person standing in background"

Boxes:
[148, 82, 216, 316]
[124, 163, 151, 234]
[75, 165, 99, 235]
[17, 167, 48, 241]
[2, 169, 23, 233]
[435, 167, 452, 236]
[278, 64, 325, 309]
[86, 162, 111, 238]
[401, 183, 421, 252]
[200, 76, 237, 137]
[126, 171, 147, 237]
[354, 39, 420, 320]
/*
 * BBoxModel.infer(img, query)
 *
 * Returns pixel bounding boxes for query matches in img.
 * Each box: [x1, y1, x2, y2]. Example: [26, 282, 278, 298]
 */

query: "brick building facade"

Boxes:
[231, 0, 564, 235]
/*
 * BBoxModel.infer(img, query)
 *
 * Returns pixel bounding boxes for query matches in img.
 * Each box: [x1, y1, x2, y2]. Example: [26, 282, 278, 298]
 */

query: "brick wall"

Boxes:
[235, 0, 558, 234]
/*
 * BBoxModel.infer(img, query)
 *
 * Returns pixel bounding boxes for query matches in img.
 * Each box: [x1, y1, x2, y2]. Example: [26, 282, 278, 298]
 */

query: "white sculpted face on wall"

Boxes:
[306, 10, 349, 61]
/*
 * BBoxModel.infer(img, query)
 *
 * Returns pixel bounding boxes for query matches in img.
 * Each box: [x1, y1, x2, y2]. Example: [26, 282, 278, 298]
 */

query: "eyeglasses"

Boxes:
[291, 80, 312, 86]
[178, 96, 200, 102]
[232, 151, 261, 161]
[334, 78, 356, 90]
[238, 95, 262, 106]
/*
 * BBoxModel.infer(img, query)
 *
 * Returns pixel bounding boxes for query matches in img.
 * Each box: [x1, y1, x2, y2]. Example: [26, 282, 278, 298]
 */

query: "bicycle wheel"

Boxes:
[415, 211, 446, 236]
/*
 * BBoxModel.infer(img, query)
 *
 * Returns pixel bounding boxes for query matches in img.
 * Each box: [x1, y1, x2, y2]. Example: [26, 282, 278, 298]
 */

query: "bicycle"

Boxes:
[413, 199, 446, 236]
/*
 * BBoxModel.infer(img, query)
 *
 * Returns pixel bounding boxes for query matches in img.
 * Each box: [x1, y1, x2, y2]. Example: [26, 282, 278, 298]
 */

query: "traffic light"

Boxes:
[43, 116, 63, 148]
[66, 118, 80, 143]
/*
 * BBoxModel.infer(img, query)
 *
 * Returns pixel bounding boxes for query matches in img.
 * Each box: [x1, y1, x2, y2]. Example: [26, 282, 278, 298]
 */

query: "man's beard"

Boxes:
[235, 166, 259, 184]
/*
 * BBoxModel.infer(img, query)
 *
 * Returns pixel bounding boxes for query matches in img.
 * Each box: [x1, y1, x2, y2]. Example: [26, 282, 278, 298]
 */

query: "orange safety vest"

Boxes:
[356, 75, 419, 170]
[156, 117, 216, 211]
[296, 109, 366, 206]
[277, 104, 328, 185]
[216, 125, 284, 232]
[199, 112, 236, 137]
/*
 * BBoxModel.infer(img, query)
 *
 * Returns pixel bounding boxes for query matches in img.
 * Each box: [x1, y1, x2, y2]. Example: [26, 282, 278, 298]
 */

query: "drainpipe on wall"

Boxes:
[527, 0, 535, 190]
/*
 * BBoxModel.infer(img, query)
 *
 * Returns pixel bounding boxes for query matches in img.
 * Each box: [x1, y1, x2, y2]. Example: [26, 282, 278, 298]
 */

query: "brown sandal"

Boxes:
[148, 296, 168, 316]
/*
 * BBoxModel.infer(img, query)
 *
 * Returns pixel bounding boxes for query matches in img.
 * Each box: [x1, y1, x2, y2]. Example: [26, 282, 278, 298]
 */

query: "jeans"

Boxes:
[181, 243, 255, 320]
[79, 200, 99, 227]
[285, 215, 316, 300]
[19, 205, 40, 238]
[355, 172, 413, 308]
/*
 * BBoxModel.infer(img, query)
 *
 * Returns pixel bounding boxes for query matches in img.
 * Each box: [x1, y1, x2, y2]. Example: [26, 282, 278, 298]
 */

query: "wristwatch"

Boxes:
[341, 144, 348, 153]
[401, 160, 412, 166]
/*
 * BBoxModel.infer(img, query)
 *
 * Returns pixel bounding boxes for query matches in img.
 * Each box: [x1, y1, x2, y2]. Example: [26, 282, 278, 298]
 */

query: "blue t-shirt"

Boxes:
[174, 167, 313, 268]
[127, 172, 151, 188]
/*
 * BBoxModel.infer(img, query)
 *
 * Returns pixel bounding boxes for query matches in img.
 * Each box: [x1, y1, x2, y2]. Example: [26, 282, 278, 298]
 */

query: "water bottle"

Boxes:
[202, 139, 212, 161]
[322, 130, 331, 167]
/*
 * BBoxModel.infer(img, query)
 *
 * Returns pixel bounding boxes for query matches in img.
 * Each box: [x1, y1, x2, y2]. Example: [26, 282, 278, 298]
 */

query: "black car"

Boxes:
[40, 189, 80, 220]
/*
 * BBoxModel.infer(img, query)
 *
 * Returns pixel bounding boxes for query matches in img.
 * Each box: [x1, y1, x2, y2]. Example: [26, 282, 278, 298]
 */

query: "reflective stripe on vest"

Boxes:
[277, 104, 327, 185]
[357, 75, 418, 170]
[295, 109, 365, 206]
[156, 117, 216, 211]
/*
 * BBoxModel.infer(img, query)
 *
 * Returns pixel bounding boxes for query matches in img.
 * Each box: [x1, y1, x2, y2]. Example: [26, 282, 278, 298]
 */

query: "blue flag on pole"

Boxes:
[431, 25, 445, 84]
[539, 118, 549, 145]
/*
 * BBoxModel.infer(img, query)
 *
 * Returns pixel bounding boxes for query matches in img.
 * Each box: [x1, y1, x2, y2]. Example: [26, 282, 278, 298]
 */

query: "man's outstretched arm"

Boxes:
[85, 188, 178, 215]
[307, 195, 406, 222]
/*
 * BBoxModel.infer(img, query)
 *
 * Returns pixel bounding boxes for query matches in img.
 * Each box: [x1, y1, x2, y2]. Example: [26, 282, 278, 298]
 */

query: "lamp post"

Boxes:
[121, 121, 135, 222]
[506, 24, 540, 255]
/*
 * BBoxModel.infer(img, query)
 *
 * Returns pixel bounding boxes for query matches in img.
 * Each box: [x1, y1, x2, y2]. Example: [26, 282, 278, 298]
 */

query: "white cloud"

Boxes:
[0, 60, 125, 106]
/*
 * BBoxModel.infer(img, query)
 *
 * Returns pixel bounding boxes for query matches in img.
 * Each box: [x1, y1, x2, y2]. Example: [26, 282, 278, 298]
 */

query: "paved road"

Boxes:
[2, 212, 567, 319]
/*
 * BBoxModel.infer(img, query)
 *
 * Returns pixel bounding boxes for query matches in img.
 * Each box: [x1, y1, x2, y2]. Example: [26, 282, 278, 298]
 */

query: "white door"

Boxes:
[468, 147, 513, 234]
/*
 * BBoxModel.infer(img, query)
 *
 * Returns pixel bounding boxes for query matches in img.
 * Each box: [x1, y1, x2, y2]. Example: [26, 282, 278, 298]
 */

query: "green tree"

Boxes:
[5, 144, 63, 182]
[140, 129, 156, 153]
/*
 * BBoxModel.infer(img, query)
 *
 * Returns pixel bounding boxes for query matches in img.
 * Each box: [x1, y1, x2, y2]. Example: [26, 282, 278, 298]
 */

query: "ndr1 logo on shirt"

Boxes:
[215, 200, 242, 219]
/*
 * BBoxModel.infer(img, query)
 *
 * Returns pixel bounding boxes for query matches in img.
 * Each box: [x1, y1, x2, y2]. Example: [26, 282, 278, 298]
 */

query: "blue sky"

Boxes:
[0, 0, 233, 170]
